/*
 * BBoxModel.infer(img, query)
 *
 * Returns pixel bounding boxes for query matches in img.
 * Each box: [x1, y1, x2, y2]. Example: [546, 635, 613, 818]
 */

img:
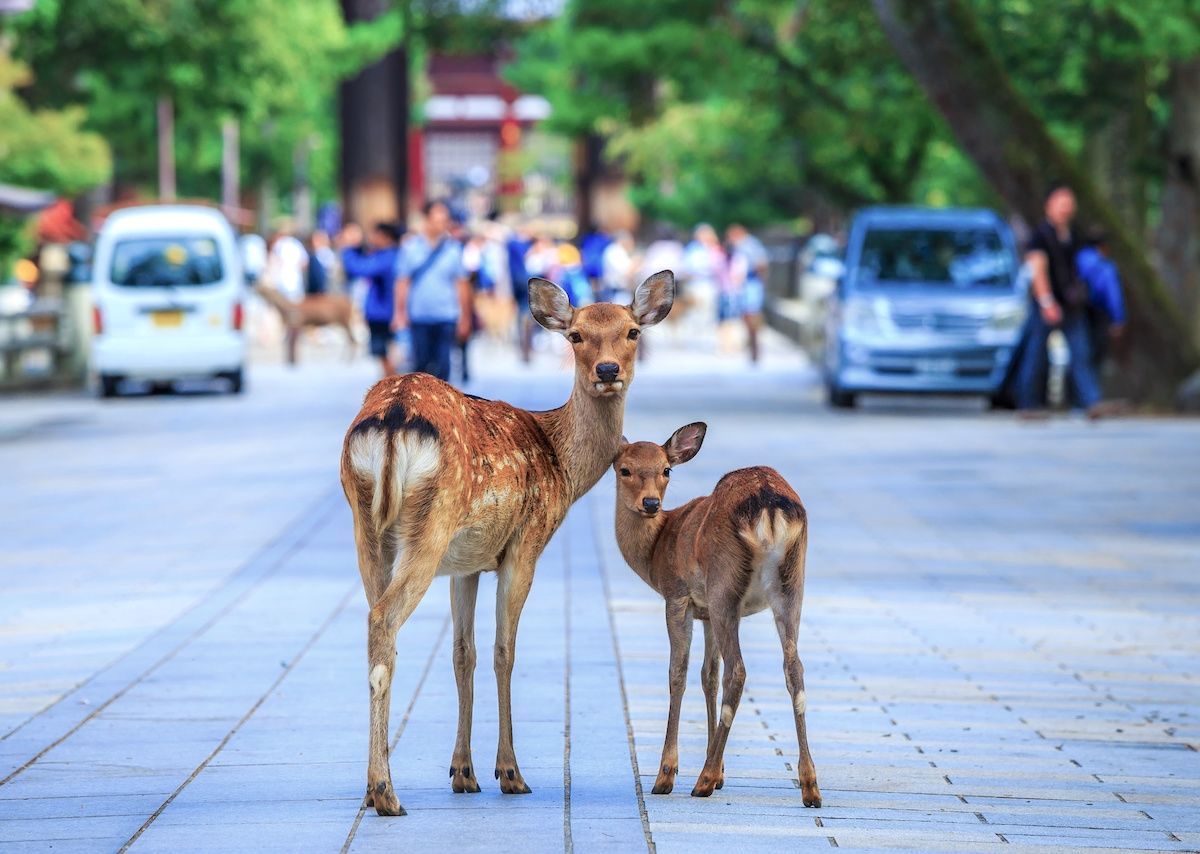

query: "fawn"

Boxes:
[341, 272, 675, 816]
[611, 422, 821, 805]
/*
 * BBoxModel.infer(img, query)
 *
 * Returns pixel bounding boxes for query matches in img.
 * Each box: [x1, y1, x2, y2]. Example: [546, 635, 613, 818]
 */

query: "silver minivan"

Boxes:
[824, 206, 1026, 408]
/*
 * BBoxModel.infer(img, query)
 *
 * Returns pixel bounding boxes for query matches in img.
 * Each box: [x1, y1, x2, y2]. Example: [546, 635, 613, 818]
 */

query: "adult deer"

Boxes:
[341, 271, 674, 816]
[255, 283, 356, 364]
[611, 423, 822, 806]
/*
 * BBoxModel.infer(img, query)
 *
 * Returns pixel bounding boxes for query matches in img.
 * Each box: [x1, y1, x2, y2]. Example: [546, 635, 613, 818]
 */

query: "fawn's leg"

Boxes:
[365, 522, 449, 816]
[493, 550, 535, 793]
[652, 597, 693, 794]
[449, 573, 481, 793]
[692, 593, 745, 797]
[700, 619, 724, 790]
[770, 550, 821, 807]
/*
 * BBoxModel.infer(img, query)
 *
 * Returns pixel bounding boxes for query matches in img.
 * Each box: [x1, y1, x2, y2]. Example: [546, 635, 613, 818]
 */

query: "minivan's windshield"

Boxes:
[856, 227, 1013, 288]
[110, 236, 223, 286]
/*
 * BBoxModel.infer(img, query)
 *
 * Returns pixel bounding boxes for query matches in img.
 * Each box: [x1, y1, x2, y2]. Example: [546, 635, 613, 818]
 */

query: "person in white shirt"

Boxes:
[268, 227, 308, 302]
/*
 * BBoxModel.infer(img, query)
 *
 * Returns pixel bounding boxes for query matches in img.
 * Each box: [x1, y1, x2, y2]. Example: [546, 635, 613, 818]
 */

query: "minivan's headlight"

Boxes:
[989, 300, 1026, 331]
[842, 297, 885, 335]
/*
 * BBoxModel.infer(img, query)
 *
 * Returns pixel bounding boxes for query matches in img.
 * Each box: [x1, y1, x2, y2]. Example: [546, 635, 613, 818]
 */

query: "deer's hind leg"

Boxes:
[449, 572, 481, 793]
[700, 620, 724, 790]
[769, 535, 821, 807]
[364, 493, 453, 816]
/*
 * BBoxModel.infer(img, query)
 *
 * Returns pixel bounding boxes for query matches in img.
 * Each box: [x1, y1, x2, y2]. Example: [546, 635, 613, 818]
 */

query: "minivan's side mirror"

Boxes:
[239, 233, 267, 285]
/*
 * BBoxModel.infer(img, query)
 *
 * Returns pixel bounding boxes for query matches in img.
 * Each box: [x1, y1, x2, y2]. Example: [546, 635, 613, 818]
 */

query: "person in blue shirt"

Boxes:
[341, 221, 402, 376]
[394, 199, 472, 383]
[506, 224, 535, 363]
[1076, 229, 1126, 374]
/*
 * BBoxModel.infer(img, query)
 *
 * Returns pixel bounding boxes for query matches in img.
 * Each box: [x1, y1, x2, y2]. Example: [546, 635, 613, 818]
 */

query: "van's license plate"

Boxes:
[151, 310, 184, 328]
[916, 357, 955, 375]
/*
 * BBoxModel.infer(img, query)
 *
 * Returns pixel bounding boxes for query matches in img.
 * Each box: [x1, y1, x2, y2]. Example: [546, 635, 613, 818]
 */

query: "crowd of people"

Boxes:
[258, 202, 776, 383]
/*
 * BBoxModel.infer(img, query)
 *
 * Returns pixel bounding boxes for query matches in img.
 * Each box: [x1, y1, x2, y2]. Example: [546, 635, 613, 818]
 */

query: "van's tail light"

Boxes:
[92, 306, 103, 335]
[232, 302, 244, 331]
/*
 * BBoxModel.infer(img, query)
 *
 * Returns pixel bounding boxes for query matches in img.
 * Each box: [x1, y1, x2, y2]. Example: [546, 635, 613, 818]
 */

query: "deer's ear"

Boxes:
[631, 270, 675, 326]
[663, 422, 706, 466]
[529, 277, 574, 331]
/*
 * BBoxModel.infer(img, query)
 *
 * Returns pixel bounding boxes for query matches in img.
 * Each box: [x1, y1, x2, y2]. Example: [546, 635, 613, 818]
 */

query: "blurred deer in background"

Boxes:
[611, 423, 822, 806]
[254, 283, 356, 364]
[340, 272, 675, 816]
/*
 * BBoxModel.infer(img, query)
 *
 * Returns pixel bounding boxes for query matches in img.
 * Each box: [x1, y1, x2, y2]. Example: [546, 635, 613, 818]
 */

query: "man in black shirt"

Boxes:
[1015, 184, 1102, 413]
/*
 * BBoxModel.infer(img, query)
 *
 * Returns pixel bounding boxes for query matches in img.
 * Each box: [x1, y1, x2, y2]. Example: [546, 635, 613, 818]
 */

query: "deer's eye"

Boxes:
[619, 467, 631, 477]
[627, 328, 640, 340]
[567, 331, 583, 344]
[663, 468, 672, 478]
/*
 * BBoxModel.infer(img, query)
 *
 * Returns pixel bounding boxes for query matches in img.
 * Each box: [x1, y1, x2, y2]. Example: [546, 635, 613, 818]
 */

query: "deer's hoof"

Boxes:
[450, 764, 481, 794]
[368, 781, 405, 816]
[802, 781, 823, 808]
[495, 764, 532, 794]
[651, 763, 677, 795]
[690, 772, 719, 798]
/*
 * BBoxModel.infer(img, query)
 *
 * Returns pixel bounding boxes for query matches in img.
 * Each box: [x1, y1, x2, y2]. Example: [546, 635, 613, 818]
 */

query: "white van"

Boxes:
[91, 205, 246, 396]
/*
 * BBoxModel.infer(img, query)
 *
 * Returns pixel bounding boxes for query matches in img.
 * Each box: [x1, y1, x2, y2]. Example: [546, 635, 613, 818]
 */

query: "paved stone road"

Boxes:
[1, 329, 1198, 853]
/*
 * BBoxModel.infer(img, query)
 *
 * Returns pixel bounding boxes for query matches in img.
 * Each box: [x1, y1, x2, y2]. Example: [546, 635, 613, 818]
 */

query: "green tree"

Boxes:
[0, 50, 110, 275]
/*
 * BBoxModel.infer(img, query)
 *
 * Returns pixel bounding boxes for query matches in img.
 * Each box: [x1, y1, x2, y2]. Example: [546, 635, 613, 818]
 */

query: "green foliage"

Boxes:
[6, 0, 400, 206]
[0, 50, 111, 275]
[509, 0, 993, 228]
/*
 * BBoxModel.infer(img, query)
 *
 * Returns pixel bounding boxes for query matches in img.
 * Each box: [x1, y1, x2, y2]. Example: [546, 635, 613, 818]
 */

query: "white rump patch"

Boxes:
[348, 429, 440, 523]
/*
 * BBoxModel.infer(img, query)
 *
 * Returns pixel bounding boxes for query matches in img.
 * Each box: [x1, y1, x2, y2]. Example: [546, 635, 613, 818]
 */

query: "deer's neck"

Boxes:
[614, 504, 669, 591]
[536, 385, 625, 503]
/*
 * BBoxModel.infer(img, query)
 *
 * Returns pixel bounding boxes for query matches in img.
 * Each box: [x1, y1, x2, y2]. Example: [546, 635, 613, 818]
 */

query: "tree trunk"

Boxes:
[872, 0, 1199, 403]
[156, 96, 176, 201]
[339, 0, 407, 227]
[1155, 59, 1200, 343]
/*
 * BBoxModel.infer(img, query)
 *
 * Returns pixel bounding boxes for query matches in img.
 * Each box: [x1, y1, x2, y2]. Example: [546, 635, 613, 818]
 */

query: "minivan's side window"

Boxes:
[858, 228, 1012, 287]
[111, 237, 224, 287]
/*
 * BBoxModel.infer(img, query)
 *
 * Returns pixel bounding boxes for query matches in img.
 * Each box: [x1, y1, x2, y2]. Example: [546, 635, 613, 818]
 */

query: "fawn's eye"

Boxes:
[567, 331, 583, 344]
[627, 328, 640, 340]
[619, 467, 631, 477]
[663, 468, 672, 478]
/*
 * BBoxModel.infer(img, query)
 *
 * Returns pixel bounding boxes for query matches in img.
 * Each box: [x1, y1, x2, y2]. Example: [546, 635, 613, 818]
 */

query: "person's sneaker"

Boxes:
[1086, 399, 1129, 420]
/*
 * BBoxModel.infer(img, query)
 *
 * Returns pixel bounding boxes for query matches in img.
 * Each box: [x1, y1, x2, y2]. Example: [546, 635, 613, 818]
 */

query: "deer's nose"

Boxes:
[642, 497, 661, 514]
[596, 362, 620, 382]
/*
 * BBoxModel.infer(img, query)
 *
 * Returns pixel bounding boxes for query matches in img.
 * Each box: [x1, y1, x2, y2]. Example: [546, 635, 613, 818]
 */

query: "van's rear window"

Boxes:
[858, 227, 1013, 287]
[110, 237, 223, 286]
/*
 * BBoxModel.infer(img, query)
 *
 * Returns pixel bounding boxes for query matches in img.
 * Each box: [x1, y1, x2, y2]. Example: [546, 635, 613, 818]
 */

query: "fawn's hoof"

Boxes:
[651, 763, 678, 795]
[367, 781, 405, 816]
[449, 764, 481, 794]
[802, 781, 823, 808]
[495, 764, 532, 794]
[690, 772, 720, 798]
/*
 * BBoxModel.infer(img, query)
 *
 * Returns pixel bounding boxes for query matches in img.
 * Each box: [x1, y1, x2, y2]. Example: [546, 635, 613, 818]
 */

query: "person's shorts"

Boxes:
[368, 321, 391, 358]
[742, 279, 766, 315]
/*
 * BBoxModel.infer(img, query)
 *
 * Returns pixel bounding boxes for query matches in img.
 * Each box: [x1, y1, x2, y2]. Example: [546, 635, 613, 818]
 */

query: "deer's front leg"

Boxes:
[449, 573, 481, 794]
[493, 554, 535, 794]
[652, 597, 693, 794]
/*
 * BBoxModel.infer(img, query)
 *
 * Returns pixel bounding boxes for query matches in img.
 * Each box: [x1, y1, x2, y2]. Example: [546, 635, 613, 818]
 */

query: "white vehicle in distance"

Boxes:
[91, 205, 248, 397]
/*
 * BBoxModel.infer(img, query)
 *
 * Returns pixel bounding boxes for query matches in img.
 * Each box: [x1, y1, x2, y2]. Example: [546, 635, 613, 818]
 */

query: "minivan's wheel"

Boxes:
[99, 374, 122, 398]
[222, 368, 244, 394]
[827, 381, 856, 409]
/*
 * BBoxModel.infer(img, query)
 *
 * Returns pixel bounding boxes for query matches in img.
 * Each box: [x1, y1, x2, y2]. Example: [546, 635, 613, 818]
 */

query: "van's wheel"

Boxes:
[222, 368, 244, 394]
[826, 381, 856, 409]
[99, 374, 122, 398]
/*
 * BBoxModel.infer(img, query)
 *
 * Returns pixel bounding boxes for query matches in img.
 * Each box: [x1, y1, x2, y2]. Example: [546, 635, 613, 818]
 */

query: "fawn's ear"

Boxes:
[612, 436, 630, 466]
[529, 277, 574, 331]
[630, 270, 675, 326]
[663, 422, 706, 466]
